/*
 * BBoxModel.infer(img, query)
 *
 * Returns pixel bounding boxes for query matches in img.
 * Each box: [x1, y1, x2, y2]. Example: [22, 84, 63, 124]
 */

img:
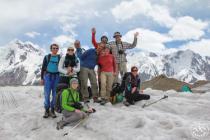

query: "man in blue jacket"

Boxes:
[79, 48, 99, 101]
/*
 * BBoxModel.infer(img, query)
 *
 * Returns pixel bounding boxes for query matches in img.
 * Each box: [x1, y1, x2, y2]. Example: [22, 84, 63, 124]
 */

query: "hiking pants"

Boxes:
[125, 91, 150, 104]
[44, 73, 60, 109]
[79, 67, 98, 99]
[100, 72, 114, 99]
[59, 110, 87, 126]
[114, 62, 127, 83]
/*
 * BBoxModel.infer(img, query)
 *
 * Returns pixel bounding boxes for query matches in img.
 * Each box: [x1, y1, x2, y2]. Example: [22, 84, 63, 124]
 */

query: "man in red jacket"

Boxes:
[98, 47, 117, 105]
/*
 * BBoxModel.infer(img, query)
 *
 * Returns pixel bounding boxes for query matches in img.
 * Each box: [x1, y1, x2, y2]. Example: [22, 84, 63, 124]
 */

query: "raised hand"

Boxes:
[92, 27, 96, 34]
[134, 32, 139, 38]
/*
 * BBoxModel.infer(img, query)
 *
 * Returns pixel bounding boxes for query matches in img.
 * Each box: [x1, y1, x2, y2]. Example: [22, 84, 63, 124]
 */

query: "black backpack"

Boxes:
[110, 83, 121, 97]
[120, 72, 132, 92]
[55, 83, 69, 113]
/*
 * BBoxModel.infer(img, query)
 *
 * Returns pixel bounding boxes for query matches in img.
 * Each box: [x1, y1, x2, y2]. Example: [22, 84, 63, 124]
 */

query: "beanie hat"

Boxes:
[70, 78, 79, 85]
[101, 35, 108, 41]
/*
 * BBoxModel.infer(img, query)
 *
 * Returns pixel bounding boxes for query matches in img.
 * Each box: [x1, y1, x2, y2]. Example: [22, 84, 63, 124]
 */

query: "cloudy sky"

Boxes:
[0, 0, 210, 55]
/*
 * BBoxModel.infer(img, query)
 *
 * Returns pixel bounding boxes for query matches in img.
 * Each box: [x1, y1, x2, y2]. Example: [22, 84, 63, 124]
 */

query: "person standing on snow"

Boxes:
[58, 46, 80, 85]
[41, 43, 61, 118]
[98, 47, 117, 105]
[110, 31, 139, 83]
[79, 45, 101, 102]
[91, 27, 110, 93]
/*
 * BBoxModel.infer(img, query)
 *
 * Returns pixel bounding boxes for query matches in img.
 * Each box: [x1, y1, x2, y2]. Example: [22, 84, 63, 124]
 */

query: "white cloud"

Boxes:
[25, 31, 40, 38]
[122, 28, 172, 53]
[169, 16, 208, 40]
[111, 0, 152, 21]
[179, 39, 210, 56]
[52, 35, 74, 47]
[111, 0, 176, 28]
[111, 0, 209, 39]
[148, 5, 176, 28]
[0, 0, 100, 39]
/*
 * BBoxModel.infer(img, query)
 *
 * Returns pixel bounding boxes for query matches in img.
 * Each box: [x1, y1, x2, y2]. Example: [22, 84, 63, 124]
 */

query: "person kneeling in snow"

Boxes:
[121, 66, 150, 106]
[56, 78, 94, 130]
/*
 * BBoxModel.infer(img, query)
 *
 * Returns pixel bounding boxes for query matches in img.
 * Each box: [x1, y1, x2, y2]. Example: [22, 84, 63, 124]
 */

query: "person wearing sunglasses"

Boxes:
[41, 43, 61, 118]
[121, 66, 150, 106]
[58, 46, 80, 85]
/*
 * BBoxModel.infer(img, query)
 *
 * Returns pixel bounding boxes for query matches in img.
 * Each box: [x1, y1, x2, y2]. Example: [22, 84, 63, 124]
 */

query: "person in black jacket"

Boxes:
[121, 66, 150, 106]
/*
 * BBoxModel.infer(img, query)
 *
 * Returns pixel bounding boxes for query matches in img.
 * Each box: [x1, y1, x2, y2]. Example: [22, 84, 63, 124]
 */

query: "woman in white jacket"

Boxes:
[58, 46, 80, 85]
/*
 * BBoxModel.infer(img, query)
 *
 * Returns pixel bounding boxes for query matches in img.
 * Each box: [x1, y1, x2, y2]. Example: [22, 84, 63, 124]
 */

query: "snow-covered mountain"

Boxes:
[0, 40, 45, 86]
[127, 49, 210, 83]
[0, 40, 209, 86]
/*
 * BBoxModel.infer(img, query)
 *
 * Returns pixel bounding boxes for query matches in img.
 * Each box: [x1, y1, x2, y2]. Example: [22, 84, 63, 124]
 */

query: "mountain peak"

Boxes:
[7, 39, 44, 54]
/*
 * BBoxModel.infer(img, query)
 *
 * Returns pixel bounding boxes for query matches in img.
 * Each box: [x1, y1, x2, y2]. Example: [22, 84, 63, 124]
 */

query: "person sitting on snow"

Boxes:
[56, 78, 95, 130]
[121, 66, 150, 106]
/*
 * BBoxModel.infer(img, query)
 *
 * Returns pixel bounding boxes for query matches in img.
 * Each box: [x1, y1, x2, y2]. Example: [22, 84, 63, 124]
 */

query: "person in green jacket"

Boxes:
[56, 78, 94, 130]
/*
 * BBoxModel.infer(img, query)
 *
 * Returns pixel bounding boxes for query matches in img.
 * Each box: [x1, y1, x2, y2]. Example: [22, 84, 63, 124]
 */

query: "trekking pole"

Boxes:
[142, 95, 168, 108]
[63, 115, 90, 136]
[63, 103, 96, 136]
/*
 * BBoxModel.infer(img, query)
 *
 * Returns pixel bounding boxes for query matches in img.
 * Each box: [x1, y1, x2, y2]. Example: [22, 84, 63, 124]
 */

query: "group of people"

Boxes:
[40, 28, 150, 129]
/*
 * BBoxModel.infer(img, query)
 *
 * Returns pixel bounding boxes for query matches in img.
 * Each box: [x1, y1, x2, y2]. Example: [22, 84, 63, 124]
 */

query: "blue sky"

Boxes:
[0, 0, 210, 56]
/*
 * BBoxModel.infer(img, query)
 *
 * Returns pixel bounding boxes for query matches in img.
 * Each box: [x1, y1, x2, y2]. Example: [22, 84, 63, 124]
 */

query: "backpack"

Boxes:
[121, 72, 141, 92]
[55, 83, 69, 113]
[120, 72, 132, 92]
[110, 83, 124, 104]
[55, 76, 80, 113]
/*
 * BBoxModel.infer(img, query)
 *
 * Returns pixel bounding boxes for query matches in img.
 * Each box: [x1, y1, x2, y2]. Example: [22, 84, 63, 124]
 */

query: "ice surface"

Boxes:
[0, 86, 210, 140]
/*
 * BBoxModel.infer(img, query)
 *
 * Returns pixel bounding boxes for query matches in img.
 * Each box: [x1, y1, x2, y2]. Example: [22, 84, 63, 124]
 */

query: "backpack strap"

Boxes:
[46, 54, 61, 66]
[46, 54, 51, 66]
[58, 55, 61, 62]
[67, 89, 76, 103]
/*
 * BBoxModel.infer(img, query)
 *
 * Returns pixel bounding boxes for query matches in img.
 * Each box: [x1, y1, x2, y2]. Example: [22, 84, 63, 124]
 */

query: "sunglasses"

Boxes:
[67, 49, 74, 52]
[132, 69, 138, 72]
[52, 47, 59, 50]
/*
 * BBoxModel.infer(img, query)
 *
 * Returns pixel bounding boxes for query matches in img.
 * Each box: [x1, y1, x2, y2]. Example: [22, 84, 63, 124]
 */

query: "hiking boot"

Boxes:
[50, 108, 57, 118]
[100, 98, 109, 105]
[83, 97, 90, 103]
[93, 97, 102, 103]
[129, 100, 135, 105]
[56, 121, 64, 130]
[43, 108, 50, 118]
[123, 101, 130, 106]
